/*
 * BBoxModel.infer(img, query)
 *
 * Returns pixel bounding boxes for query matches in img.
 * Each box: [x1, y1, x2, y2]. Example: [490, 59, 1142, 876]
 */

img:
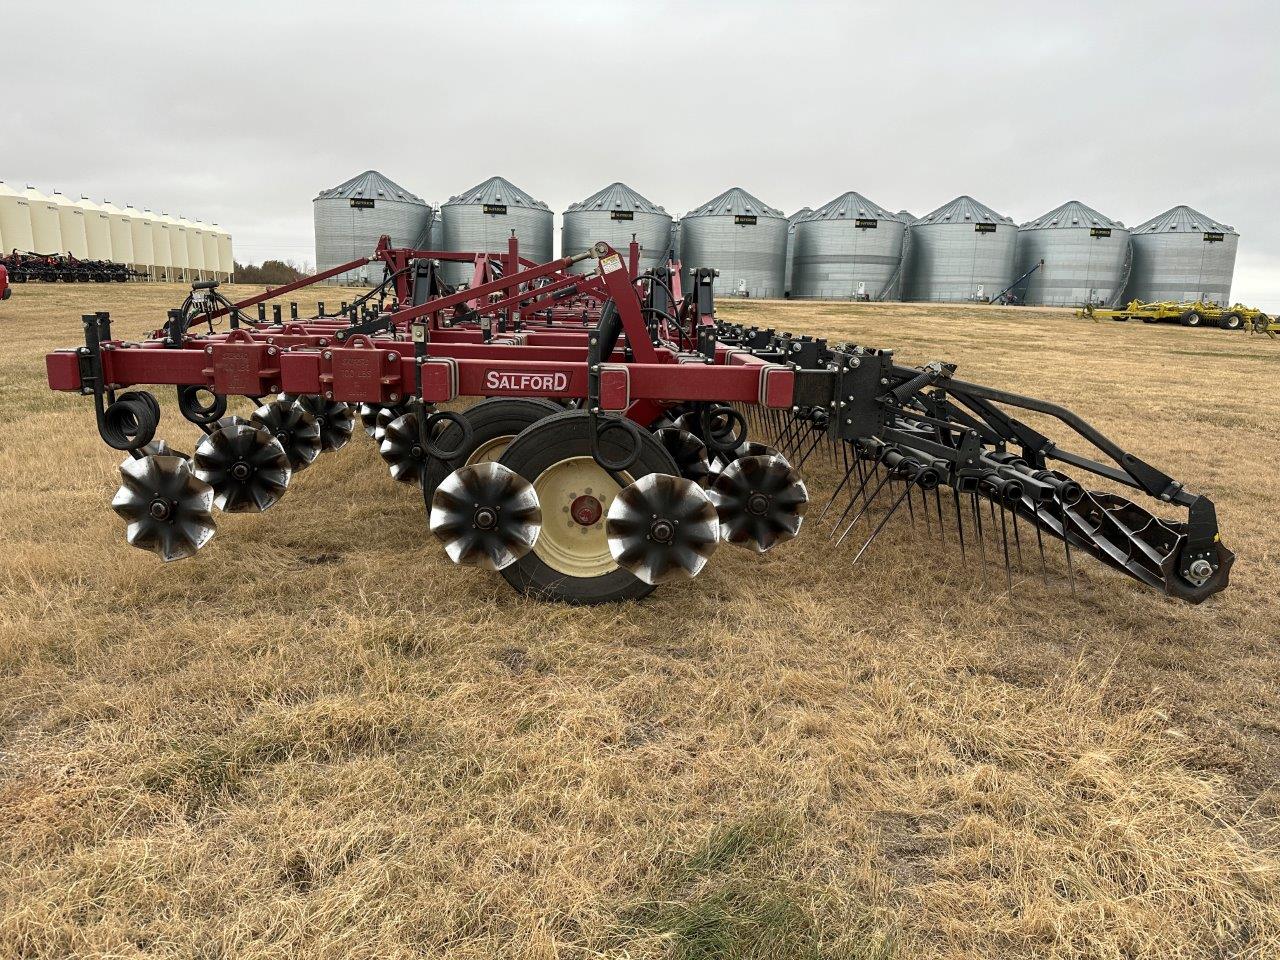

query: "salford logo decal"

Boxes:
[484, 371, 570, 392]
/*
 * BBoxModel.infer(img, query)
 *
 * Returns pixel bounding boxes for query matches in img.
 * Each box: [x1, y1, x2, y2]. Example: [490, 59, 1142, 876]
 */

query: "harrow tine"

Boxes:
[829, 454, 880, 536]
[1063, 519, 1077, 596]
[835, 471, 893, 547]
[905, 484, 917, 528]
[1011, 509, 1025, 569]
[998, 505, 1014, 592]
[1034, 515, 1049, 588]
[952, 488, 966, 560]
[819, 450, 857, 522]
[933, 486, 946, 546]
[796, 431, 824, 469]
[853, 483, 916, 564]
[971, 493, 988, 587]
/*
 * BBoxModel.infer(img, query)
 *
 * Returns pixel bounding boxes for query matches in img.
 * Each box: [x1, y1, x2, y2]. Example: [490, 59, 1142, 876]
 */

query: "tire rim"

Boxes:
[532, 456, 631, 578]
[466, 434, 515, 466]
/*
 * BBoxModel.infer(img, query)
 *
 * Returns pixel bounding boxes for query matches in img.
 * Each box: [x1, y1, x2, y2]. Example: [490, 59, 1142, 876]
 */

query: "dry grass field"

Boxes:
[2, 282, 1279, 959]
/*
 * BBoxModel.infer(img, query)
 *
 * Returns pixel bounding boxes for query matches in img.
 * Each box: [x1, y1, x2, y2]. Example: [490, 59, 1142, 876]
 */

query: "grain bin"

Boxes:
[215, 227, 233, 281]
[679, 188, 788, 298]
[902, 195, 1017, 302]
[561, 182, 672, 276]
[25, 187, 64, 255]
[896, 210, 917, 224]
[0, 182, 35, 254]
[199, 223, 219, 280]
[101, 201, 135, 265]
[791, 193, 906, 300]
[314, 170, 432, 285]
[75, 196, 114, 262]
[180, 218, 207, 279]
[783, 208, 813, 297]
[149, 211, 173, 280]
[49, 191, 89, 259]
[127, 207, 157, 277]
[436, 176, 553, 286]
[1124, 205, 1238, 306]
[1014, 201, 1131, 307]
[160, 214, 190, 281]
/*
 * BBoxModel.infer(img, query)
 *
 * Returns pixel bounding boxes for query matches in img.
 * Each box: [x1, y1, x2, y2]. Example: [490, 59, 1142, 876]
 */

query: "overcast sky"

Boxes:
[6, 1, 1278, 307]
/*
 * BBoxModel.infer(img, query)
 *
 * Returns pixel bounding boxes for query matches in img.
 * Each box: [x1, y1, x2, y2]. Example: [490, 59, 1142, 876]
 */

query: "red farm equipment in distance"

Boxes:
[44, 234, 1233, 605]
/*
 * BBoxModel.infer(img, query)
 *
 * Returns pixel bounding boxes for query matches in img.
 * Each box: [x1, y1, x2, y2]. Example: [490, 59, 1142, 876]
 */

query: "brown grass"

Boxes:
[2, 283, 1279, 958]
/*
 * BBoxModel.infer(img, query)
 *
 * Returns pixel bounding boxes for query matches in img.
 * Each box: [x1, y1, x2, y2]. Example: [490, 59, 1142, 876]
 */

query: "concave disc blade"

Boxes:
[379, 412, 427, 484]
[429, 462, 542, 571]
[251, 399, 321, 472]
[653, 427, 712, 487]
[193, 423, 292, 512]
[605, 473, 719, 585]
[708, 453, 809, 552]
[111, 455, 217, 561]
[375, 404, 407, 443]
[710, 441, 779, 477]
[358, 403, 382, 438]
[295, 396, 354, 451]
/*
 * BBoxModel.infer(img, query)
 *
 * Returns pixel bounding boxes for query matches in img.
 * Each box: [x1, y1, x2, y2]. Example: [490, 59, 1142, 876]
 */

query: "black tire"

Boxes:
[1180, 310, 1203, 328]
[496, 410, 679, 604]
[1218, 312, 1243, 331]
[419, 397, 562, 501]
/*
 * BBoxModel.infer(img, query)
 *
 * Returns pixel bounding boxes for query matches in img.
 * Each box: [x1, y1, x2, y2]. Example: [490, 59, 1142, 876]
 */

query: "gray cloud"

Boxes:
[7, 0, 1277, 306]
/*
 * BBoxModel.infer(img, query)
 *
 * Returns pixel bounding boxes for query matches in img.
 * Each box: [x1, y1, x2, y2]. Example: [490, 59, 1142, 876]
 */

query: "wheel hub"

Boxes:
[649, 518, 675, 543]
[570, 494, 603, 526]
[230, 461, 251, 480]
[149, 498, 172, 521]
[473, 506, 499, 530]
[747, 492, 771, 516]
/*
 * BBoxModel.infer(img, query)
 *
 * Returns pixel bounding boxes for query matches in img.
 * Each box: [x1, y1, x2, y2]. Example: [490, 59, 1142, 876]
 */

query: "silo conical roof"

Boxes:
[1021, 200, 1124, 230]
[917, 195, 1014, 225]
[316, 170, 427, 205]
[566, 181, 666, 215]
[1132, 204, 1235, 235]
[684, 187, 784, 219]
[895, 210, 916, 224]
[788, 207, 814, 224]
[808, 191, 895, 221]
[444, 176, 549, 211]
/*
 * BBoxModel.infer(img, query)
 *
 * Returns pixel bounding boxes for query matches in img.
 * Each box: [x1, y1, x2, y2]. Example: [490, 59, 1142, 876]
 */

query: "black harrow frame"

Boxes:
[44, 237, 1233, 605]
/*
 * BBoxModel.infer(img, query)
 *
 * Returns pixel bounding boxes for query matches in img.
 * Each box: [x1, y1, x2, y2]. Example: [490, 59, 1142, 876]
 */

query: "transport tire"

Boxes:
[496, 410, 679, 604]
[1180, 310, 1204, 328]
[1218, 312, 1243, 331]
[420, 397, 562, 501]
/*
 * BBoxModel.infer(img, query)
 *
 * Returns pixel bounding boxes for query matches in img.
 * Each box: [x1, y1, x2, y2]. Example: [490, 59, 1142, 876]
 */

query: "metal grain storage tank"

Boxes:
[679, 187, 788, 298]
[127, 207, 156, 277]
[199, 223, 219, 280]
[1014, 200, 1131, 307]
[0, 182, 35, 254]
[1124, 205, 1238, 306]
[50, 191, 89, 259]
[25, 187, 64, 255]
[436, 176, 552, 286]
[149, 210, 173, 279]
[75, 196, 114, 261]
[896, 210, 916, 224]
[180, 218, 207, 279]
[160, 214, 190, 281]
[902, 195, 1017, 302]
[784, 208, 813, 297]
[314, 170, 432, 285]
[214, 226, 233, 281]
[561, 182, 672, 276]
[101, 201, 135, 265]
[669, 220, 680, 263]
[791, 193, 906, 300]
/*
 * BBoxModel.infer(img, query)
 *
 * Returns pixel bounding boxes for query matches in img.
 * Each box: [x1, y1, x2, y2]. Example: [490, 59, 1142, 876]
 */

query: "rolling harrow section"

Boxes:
[44, 237, 1233, 605]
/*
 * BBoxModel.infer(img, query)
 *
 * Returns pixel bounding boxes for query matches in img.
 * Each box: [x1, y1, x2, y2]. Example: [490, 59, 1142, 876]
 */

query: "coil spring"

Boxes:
[100, 390, 159, 451]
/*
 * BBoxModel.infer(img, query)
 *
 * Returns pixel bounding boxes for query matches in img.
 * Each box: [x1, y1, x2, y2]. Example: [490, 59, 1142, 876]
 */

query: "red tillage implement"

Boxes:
[45, 235, 1233, 604]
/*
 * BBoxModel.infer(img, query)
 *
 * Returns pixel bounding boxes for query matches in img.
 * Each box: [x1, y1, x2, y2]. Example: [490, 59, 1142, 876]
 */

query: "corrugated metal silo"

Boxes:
[791, 193, 906, 300]
[50, 191, 89, 258]
[149, 211, 173, 280]
[679, 188, 788, 298]
[669, 220, 681, 264]
[127, 207, 156, 277]
[101, 201, 135, 265]
[437, 176, 553, 286]
[314, 170, 432, 285]
[215, 227, 233, 281]
[75, 196, 114, 261]
[1124, 205, 1238, 306]
[784, 208, 813, 297]
[0, 182, 35, 254]
[902, 195, 1017, 302]
[1014, 200, 1131, 307]
[561, 182, 672, 276]
[896, 210, 917, 224]
[24, 187, 63, 255]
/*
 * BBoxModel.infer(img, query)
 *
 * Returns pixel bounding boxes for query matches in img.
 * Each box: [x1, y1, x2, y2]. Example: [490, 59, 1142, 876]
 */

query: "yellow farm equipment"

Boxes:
[1081, 299, 1277, 336]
